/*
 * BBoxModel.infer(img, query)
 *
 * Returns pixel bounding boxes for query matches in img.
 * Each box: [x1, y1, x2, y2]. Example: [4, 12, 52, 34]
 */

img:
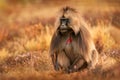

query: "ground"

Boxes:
[0, 0, 120, 80]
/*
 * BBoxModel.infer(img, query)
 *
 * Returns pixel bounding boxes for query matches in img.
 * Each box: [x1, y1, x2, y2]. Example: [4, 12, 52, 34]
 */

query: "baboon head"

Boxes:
[58, 15, 71, 33]
[55, 7, 85, 35]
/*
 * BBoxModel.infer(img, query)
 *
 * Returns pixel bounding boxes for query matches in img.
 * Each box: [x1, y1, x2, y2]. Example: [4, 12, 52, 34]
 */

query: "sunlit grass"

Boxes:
[0, 48, 9, 62]
[91, 24, 116, 52]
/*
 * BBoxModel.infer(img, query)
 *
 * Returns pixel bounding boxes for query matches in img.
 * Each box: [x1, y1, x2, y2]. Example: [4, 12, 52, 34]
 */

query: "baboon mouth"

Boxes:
[59, 27, 73, 32]
[60, 29, 68, 32]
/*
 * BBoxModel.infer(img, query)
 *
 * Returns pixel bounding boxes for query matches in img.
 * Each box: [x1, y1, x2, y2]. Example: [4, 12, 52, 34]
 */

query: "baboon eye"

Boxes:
[60, 18, 70, 24]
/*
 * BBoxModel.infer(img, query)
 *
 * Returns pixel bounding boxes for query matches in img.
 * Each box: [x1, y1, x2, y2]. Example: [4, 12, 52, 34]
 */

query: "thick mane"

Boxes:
[49, 31, 61, 55]
[78, 26, 92, 55]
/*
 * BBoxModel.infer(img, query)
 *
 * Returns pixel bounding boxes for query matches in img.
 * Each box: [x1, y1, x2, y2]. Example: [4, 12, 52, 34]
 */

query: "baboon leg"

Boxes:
[74, 59, 85, 70]
[69, 56, 85, 72]
[57, 51, 70, 72]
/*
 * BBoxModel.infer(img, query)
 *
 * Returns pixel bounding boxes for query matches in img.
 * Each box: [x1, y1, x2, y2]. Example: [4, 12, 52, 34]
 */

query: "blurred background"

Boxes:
[0, 0, 120, 80]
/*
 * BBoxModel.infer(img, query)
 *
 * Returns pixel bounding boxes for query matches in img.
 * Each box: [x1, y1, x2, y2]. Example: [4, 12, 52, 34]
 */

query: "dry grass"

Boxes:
[0, 0, 120, 80]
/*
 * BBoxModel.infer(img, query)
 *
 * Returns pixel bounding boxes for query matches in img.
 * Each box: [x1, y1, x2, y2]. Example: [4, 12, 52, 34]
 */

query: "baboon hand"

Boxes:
[54, 62, 59, 71]
[68, 65, 77, 73]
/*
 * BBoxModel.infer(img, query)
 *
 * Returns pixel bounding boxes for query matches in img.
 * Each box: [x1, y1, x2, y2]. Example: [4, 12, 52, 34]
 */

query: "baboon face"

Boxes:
[58, 16, 72, 33]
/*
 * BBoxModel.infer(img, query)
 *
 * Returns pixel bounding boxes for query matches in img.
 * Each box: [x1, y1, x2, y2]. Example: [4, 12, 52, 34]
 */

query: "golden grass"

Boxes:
[91, 25, 116, 52]
[0, 48, 9, 62]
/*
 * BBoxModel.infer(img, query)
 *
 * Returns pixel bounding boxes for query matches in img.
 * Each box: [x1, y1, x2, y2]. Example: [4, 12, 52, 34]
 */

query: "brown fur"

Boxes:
[50, 7, 98, 73]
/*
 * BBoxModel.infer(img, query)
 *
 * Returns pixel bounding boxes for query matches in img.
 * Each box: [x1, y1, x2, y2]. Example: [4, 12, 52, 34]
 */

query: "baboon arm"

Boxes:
[51, 53, 59, 71]
[71, 56, 81, 67]
[51, 53, 56, 66]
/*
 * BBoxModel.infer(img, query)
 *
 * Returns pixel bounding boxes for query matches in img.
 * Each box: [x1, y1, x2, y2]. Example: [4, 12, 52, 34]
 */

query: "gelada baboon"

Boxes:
[49, 7, 98, 73]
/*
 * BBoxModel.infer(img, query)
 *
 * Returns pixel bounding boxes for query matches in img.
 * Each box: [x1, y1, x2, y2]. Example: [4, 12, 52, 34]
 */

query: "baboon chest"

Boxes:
[62, 35, 79, 63]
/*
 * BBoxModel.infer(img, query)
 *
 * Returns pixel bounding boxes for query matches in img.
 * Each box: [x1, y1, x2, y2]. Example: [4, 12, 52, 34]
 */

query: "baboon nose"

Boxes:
[60, 25, 67, 30]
